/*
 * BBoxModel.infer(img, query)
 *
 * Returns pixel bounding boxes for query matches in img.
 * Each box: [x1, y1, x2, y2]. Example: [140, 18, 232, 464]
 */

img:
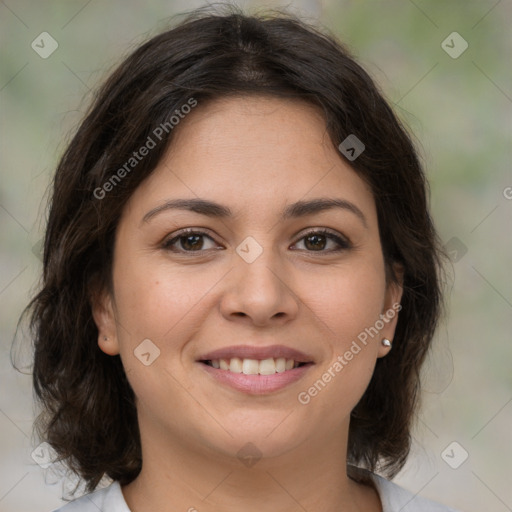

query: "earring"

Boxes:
[381, 338, 392, 348]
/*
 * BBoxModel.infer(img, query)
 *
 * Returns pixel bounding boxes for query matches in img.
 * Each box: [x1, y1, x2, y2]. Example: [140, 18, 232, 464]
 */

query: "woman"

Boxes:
[25, 6, 459, 511]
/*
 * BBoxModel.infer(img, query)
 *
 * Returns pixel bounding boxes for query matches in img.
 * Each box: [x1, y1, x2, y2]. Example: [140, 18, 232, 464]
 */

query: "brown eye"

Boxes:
[304, 233, 327, 251]
[180, 234, 204, 251]
[162, 230, 219, 252]
[292, 229, 351, 253]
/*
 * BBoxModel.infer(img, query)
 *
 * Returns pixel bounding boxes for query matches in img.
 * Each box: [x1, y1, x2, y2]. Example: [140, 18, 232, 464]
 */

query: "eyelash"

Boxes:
[161, 228, 351, 254]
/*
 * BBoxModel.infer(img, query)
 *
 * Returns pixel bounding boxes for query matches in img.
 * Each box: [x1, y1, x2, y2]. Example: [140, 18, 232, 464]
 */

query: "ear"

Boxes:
[90, 282, 120, 356]
[377, 263, 404, 358]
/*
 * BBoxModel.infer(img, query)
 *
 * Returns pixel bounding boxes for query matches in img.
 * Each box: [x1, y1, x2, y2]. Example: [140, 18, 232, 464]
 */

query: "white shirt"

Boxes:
[52, 474, 460, 511]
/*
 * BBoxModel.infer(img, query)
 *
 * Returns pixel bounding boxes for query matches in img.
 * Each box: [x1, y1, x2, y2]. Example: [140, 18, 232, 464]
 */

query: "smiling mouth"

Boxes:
[200, 357, 310, 375]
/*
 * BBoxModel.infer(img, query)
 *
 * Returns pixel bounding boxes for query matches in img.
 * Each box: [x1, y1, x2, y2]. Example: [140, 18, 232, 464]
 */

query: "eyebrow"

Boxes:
[141, 197, 367, 227]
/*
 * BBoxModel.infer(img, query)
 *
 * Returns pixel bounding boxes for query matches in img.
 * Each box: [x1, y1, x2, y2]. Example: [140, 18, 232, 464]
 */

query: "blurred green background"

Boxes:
[1, 1, 511, 511]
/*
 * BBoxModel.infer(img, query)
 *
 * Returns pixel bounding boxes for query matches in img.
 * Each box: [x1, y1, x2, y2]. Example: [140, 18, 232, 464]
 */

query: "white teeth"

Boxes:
[208, 357, 300, 374]
[259, 358, 277, 375]
[229, 357, 243, 373]
[275, 357, 286, 373]
[242, 358, 259, 375]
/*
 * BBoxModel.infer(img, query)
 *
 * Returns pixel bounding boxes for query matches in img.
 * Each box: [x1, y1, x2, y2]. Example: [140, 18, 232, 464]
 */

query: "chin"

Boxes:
[206, 415, 309, 462]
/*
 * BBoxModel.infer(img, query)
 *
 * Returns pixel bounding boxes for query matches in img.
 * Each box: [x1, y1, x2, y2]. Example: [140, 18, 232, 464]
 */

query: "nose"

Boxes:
[219, 246, 299, 327]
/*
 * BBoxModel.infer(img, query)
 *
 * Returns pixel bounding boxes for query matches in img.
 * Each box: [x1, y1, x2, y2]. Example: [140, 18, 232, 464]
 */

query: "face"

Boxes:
[93, 95, 402, 464]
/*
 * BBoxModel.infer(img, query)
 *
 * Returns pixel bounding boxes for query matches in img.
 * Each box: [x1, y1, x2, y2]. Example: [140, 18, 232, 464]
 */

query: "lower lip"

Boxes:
[199, 362, 314, 394]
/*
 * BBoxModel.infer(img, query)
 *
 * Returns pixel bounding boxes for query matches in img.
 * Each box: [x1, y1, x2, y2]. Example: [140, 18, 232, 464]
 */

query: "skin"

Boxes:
[92, 96, 403, 512]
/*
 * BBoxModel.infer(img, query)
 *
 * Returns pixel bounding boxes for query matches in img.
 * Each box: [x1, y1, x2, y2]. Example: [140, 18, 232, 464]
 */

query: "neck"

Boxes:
[121, 422, 380, 512]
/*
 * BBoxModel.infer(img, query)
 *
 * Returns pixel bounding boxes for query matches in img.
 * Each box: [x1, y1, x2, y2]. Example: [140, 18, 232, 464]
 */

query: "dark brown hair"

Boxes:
[22, 5, 445, 493]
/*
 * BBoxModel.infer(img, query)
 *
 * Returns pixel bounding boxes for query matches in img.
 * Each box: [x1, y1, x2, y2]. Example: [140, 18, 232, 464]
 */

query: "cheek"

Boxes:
[111, 260, 206, 416]
[294, 260, 386, 411]
[112, 257, 210, 341]
[110, 257, 222, 397]
[299, 261, 387, 346]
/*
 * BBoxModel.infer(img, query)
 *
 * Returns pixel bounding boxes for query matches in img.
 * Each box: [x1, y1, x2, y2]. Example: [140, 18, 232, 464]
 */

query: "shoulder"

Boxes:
[51, 474, 461, 512]
[371, 473, 462, 512]
[52, 481, 130, 512]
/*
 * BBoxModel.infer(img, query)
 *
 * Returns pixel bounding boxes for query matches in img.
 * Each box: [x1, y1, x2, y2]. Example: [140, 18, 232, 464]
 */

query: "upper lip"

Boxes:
[197, 344, 315, 363]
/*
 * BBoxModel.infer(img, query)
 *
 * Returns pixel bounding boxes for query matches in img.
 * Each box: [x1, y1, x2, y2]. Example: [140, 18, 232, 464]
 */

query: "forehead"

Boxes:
[122, 95, 377, 225]
[169, 94, 334, 173]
